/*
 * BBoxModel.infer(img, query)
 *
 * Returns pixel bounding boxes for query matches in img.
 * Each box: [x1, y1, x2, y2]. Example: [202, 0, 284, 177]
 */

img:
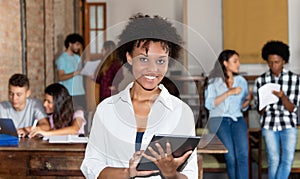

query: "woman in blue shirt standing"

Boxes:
[205, 50, 252, 179]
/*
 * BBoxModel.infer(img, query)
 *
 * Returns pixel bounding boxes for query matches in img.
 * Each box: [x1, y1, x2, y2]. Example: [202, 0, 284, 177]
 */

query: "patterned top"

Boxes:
[253, 68, 300, 131]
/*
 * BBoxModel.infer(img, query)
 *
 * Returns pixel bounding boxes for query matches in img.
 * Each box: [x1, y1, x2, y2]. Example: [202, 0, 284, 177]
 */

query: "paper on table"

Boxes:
[49, 135, 88, 143]
[80, 60, 101, 76]
[258, 83, 280, 110]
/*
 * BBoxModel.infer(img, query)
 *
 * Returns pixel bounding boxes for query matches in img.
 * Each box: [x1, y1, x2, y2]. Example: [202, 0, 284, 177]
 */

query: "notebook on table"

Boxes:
[48, 135, 88, 143]
[0, 118, 19, 146]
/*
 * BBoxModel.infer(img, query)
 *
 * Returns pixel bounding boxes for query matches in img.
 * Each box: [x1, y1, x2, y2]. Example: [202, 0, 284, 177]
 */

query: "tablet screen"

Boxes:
[136, 134, 200, 171]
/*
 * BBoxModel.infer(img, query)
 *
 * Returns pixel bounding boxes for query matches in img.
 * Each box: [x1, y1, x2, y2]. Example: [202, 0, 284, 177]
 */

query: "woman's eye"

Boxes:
[139, 57, 148, 62]
[157, 59, 165, 64]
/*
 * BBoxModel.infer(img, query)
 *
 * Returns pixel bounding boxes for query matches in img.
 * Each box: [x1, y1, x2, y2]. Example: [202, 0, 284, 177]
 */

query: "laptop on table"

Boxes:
[0, 118, 19, 146]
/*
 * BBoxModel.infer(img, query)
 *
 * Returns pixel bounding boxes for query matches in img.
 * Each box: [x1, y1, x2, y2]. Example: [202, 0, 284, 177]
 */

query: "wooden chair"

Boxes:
[196, 128, 227, 178]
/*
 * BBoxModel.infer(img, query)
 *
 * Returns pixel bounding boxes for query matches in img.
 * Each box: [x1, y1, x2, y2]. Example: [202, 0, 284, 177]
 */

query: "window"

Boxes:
[84, 2, 106, 60]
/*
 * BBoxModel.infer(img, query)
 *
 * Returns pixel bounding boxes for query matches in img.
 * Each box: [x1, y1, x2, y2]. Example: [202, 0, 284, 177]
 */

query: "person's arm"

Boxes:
[273, 90, 295, 112]
[98, 167, 183, 179]
[37, 118, 51, 130]
[99, 149, 165, 179]
[57, 69, 81, 81]
[17, 127, 30, 137]
[242, 82, 253, 109]
[98, 167, 130, 179]
[214, 87, 242, 107]
[17, 118, 50, 137]
[140, 142, 191, 179]
[242, 94, 252, 109]
[252, 78, 265, 114]
[29, 117, 83, 137]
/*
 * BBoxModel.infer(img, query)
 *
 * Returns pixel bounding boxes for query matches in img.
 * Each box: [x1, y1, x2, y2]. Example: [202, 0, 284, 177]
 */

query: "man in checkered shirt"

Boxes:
[253, 40, 300, 179]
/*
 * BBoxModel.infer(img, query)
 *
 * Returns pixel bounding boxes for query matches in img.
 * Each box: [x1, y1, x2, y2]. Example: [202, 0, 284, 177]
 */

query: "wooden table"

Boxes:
[0, 135, 226, 178]
[0, 138, 86, 178]
[197, 134, 228, 179]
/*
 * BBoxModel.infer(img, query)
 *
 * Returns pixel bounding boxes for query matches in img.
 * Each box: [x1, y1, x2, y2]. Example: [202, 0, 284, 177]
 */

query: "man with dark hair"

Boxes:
[253, 40, 300, 179]
[56, 33, 86, 109]
[0, 73, 50, 137]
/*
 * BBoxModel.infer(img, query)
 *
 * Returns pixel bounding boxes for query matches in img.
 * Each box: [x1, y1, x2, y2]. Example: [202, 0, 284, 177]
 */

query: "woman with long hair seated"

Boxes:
[29, 83, 86, 137]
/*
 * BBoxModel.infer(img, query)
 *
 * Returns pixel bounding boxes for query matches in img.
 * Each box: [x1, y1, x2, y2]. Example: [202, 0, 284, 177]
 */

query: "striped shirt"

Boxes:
[253, 68, 300, 131]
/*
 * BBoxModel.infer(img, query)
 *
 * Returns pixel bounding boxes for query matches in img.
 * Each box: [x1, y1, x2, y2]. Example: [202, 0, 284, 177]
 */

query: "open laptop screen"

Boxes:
[0, 118, 18, 137]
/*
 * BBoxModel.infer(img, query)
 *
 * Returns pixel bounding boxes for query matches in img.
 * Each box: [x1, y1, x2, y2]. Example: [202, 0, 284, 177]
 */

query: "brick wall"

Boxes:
[0, 0, 76, 101]
[26, 0, 47, 100]
[0, 0, 22, 100]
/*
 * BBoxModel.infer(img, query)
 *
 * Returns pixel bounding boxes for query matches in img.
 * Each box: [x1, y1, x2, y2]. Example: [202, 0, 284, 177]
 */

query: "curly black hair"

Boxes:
[261, 40, 290, 63]
[64, 33, 84, 49]
[116, 13, 183, 68]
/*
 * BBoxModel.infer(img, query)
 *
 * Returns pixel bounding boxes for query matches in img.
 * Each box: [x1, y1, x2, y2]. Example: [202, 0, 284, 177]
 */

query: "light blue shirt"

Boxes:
[205, 75, 248, 121]
[81, 83, 198, 179]
[56, 52, 85, 96]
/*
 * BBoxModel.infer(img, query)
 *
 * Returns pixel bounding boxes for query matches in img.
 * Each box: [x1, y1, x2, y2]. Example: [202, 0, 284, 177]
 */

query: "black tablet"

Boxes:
[136, 134, 200, 171]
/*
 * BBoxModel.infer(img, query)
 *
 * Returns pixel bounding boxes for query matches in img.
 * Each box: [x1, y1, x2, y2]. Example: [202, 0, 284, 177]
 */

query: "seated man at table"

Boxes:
[0, 73, 50, 137]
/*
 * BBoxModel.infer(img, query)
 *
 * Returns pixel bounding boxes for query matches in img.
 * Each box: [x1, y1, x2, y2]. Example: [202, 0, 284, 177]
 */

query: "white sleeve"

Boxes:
[81, 107, 108, 178]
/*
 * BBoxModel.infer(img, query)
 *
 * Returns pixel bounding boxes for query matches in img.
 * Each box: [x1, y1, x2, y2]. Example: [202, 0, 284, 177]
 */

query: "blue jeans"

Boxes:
[262, 127, 298, 179]
[209, 117, 249, 179]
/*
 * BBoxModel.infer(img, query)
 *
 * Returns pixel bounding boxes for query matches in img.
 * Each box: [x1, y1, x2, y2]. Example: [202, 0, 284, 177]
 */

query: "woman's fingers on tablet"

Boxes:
[145, 142, 173, 162]
[133, 151, 143, 161]
[146, 146, 160, 160]
[165, 142, 172, 156]
[155, 142, 166, 158]
[178, 150, 192, 163]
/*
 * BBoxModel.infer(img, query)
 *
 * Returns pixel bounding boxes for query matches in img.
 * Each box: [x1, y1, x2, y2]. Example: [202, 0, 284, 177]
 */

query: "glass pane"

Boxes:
[97, 6, 104, 29]
[89, 6, 96, 29]
[97, 30, 104, 53]
[90, 31, 96, 53]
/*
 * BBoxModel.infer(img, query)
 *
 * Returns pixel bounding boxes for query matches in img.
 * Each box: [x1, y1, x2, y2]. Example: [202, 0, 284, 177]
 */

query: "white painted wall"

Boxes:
[87, 0, 300, 75]
[186, 0, 222, 75]
[87, 0, 183, 43]
[187, 0, 300, 75]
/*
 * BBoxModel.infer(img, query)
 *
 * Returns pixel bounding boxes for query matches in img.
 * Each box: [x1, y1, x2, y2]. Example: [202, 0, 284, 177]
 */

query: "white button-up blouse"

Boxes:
[81, 82, 198, 179]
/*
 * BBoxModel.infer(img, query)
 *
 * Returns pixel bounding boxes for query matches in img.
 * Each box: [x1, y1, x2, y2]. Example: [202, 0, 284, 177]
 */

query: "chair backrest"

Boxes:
[296, 126, 300, 150]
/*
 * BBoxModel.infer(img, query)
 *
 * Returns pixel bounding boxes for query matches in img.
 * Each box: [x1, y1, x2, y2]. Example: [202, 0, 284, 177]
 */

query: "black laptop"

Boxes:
[0, 118, 18, 137]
